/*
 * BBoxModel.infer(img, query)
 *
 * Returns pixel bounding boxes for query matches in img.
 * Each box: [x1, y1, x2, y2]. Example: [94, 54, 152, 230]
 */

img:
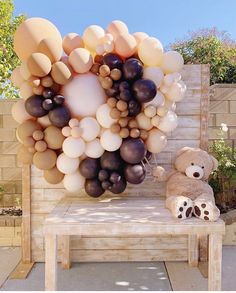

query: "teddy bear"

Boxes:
[153, 147, 220, 221]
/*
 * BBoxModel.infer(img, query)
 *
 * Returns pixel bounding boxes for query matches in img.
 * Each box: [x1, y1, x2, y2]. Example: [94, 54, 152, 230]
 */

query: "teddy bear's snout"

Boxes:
[185, 165, 204, 180]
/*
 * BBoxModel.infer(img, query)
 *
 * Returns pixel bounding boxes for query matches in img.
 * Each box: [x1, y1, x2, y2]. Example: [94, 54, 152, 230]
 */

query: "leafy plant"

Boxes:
[170, 27, 236, 85]
[0, 0, 26, 98]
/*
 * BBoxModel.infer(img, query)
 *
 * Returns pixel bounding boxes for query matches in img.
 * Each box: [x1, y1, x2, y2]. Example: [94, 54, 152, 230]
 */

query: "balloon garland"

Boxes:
[11, 18, 186, 197]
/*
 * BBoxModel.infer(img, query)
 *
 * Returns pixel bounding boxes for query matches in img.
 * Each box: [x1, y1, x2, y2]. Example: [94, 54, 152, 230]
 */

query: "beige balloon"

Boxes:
[62, 136, 85, 158]
[51, 61, 72, 85]
[56, 153, 80, 174]
[14, 17, 62, 61]
[161, 51, 184, 74]
[107, 20, 129, 40]
[133, 32, 148, 45]
[143, 67, 164, 88]
[10, 66, 24, 88]
[37, 115, 51, 128]
[27, 52, 51, 77]
[44, 166, 64, 184]
[20, 61, 31, 80]
[100, 129, 122, 152]
[114, 34, 137, 58]
[63, 171, 85, 193]
[19, 81, 34, 100]
[11, 99, 35, 124]
[136, 113, 153, 130]
[158, 111, 178, 133]
[68, 48, 93, 74]
[17, 145, 34, 164]
[85, 138, 104, 158]
[165, 80, 186, 102]
[28, 76, 40, 87]
[138, 37, 164, 66]
[17, 120, 42, 142]
[83, 25, 105, 51]
[80, 117, 100, 142]
[33, 149, 57, 170]
[144, 90, 165, 108]
[63, 33, 84, 55]
[44, 125, 65, 149]
[146, 129, 167, 153]
[38, 37, 63, 63]
[96, 103, 117, 128]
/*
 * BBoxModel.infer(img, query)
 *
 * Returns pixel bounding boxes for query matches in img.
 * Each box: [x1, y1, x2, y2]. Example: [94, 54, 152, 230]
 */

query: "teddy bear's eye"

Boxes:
[191, 163, 194, 166]
[202, 166, 204, 169]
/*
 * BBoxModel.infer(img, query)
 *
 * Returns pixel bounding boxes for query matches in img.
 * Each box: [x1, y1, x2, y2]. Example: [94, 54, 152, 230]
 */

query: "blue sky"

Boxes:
[14, 0, 236, 47]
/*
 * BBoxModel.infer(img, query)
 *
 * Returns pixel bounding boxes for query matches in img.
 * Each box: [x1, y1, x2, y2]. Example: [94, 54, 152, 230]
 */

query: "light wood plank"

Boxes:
[9, 261, 34, 279]
[45, 234, 57, 291]
[188, 234, 199, 267]
[60, 235, 71, 269]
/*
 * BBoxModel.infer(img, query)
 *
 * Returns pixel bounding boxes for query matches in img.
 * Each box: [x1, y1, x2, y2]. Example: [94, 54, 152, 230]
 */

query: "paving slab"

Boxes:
[1, 262, 171, 291]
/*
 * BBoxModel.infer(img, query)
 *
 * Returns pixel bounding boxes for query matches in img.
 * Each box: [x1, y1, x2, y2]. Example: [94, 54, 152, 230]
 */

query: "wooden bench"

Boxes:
[44, 196, 225, 291]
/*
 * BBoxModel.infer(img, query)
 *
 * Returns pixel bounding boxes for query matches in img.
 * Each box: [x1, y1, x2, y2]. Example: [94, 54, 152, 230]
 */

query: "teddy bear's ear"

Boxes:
[176, 146, 194, 158]
[210, 155, 218, 171]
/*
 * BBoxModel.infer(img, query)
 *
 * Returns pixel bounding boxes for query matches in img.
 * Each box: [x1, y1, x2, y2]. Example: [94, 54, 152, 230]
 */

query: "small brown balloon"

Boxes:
[33, 85, 44, 95]
[27, 52, 51, 77]
[17, 120, 42, 142]
[17, 145, 34, 164]
[118, 117, 129, 127]
[101, 76, 113, 89]
[38, 37, 62, 63]
[51, 83, 61, 93]
[33, 130, 44, 141]
[90, 63, 100, 74]
[111, 123, 121, 133]
[119, 128, 129, 138]
[107, 97, 117, 108]
[110, 108, 121, 119]
[99, 64, 110, 77]
[33, 149, 57, 170]
[71, 126, 82, 138]
[120, 109, 129, 117]
[51, 61, 72, 85]
[23, 136, 35, 147]
[28, 147, 36, 154]
[116, 100, 127, 111]
[110, 68, 122, 80]
[44, 166, 64, 184]
[130, 128, 140, 138]
[35, 140, 47, 152]
[41, 76, 54, 87]
[128, 119, 138, 129]
[28, 76, 40, 87]
[44, 126, 65, 149]
[140, 129, 149, 140]
[94, 55, 103, 64]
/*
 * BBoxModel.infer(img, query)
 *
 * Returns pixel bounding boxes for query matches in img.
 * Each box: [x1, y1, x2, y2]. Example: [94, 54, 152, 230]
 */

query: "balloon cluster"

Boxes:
[11, 18, 186, 197]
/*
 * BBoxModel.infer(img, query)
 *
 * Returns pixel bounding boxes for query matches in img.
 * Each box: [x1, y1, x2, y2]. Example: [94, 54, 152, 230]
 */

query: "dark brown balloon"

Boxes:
[132, 79, 157, 103]
[124, 163, 146, 184]
[100, 151, 123, 171]
[120, 138, 146, 164]
[25, 95, 48, 117]
[79, 158, 100, 179]
[85, 179, 105, 197]
[48, 106, 71, 127]
[103, 53, 123, 69]
[123, 58, 143, 81]
[110, 177, 127, 194]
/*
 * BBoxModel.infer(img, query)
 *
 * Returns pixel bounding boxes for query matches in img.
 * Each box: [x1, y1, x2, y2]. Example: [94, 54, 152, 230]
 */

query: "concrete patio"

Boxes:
[0, 246, 235, 291]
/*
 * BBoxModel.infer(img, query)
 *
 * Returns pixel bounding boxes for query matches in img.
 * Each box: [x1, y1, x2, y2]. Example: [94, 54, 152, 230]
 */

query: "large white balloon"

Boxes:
[83, 25, 105, 51]
[144, 90, 165, 107]
[85, 138, 104, 158]
[100, 129, 122, 152]
[63, 171, 85, 193]
[56, 153, 80, 174]
[138, 37, 163, 66]
[62, 136, 85, 158]
[161, 51, 184, 74]
[62, 73, 106, 118]
[165, 80, 186, 102]
[80, 117, 100, 142]
[96, 104, 117, 128]
[158, 111, 178, 133]
[143, 67, 164, 88]
[146, 129, 167, 153]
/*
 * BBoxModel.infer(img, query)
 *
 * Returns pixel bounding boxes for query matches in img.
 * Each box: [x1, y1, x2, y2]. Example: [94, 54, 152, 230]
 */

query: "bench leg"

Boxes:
[45, 234, 57, 291]
[188, 234, 199, 267]
[208, 233, 222, 291]
[61, 235, 71, 269]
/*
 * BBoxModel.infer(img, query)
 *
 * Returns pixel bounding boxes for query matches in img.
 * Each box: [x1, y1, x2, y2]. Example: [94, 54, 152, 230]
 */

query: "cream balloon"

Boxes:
[143, 67, 164, 88]
[14, 17, 62, 61]
[161, 51, 184, 74]
[158, 111, 178, 133]
[83, 25, 105, 51]
[85, 138, 104, 158]
[133, 32, 148, 45]
[100, 129, 122, 152]
[144, 90, 165, 107]
[165, 80, 186, 102]
[37, 115, 51, 128]
[51, 61, 72, 85]
[63, 171, 85, 193]
[146, 129, 167, 153]
[107, 20, 129, 40]
[19, 61, 31, 80]
[62, 73, 106, 118]
[80, 117, 100, 142]
[11, 99, 34, 123]
[10, 66, 24, 88]
[62, 136, 85, 158]
[163, 72, 182, 86]
[38, 37, 62, 63]
[56, 153, 79, 174]
[19, 81, 34, 100]
[27, 52, 51, 77]
[136, 113, 153, 130]
[63, 33, 84, 55]
[68, 48, 93, 73]
[114, 34, 137, 58]
[96, 104, 117, 128]
[138, 37, 163, 66]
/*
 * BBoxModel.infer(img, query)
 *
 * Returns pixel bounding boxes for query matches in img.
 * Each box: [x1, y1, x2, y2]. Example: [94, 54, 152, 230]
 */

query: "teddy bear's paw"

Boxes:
[193, 200, 220, 221]
[172, 197, 193, 220]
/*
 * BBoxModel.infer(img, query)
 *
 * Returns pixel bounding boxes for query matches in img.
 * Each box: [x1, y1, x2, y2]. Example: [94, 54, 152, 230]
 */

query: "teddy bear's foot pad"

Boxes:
[193, 200, 220, 221]
[172, 197, 193, 220]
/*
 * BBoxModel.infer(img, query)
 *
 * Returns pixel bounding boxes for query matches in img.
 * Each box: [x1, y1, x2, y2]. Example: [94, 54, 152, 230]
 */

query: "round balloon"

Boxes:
[62, 136, 85, 158]
[48, 106, 71, 128]
[114, 34, 137, 58]
[85, 179, 104, 197]
[12, 99, 35, 123]
[56, 153, 80, 174]
[161, 51, 184, 74]
[27, 52, 51, 77]
[38, 37, 62, 63]
[63, 171, 85, 193]
[165, 81, 186, 102]
[143, 67, 164, 88]
[96, 103, 117, 128]
[63, 33, 84, 55]
[110, 177, 127, 194]
[33, 149, 57, 170]
[124, 163, 146, 184]
[138, 37, 163, 66]
[144, 90, 165, 108]
[85, 139, 104, 158]
[17, 145, 34, 164]
[120, 138, 147, 164]
[146, 129, 167, 153]
[80, 117, 100, 142]
[10, 66, 24, 88]
[79, 157, 100, 179]
[107, 20, 129, 40]
[25, 95, 48, 117]
[68, 48, 93, 73]
[44, 166, 64, 184]
[100, 129, 122, 152]
[100, 151, 123, 171]
[133, 79, 157, 103]
[51, 61, 72, 85]
[44, 125, 65, 149]
[83, 25, 105, 51]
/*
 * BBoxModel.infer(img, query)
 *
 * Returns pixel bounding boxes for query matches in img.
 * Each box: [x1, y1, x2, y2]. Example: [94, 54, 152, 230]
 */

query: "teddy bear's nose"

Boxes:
[193, 172, 200, 178]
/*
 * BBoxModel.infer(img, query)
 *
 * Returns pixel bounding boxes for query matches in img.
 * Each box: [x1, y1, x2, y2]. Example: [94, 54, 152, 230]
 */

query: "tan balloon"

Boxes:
[44, 125, 65, 149]
[10, 66, 24, 88]
[51, 61, 72, 85]
[63, 33, 84, 55]
[17, 145, 34, 164]
[37, 115, 51, 128]
[83, 25, 105, 51]
[19, 81, 34, 100]
[11, 99, 35, 124]
[107, 20, 129, 40]
[35, 140, 47, 152]
[68, 48, 93, 73]
[38, 37, 62, 63]
[146, 129, 167, 154]
[138, 37, 163, 66]
[17, 120, 42, 142]
[28, 76, 40, 87]
[14, 17, 62, 61]
[136, 113, 153, 130]
[44, 166, 64, 184]
[33, 149, 57, 170]
[69, 118, 79, 128]
[114, 34, 137, 58]
[27, 53, 51, 77]
[161, 51, 184, 74]
[19, 61, 31, 80]
[133, 32, 148, 45]
[62, 126, 71, 137]
[41, 76, 53, 88]
[143, 67, 164, 88]
[33, 85, 44, 95]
